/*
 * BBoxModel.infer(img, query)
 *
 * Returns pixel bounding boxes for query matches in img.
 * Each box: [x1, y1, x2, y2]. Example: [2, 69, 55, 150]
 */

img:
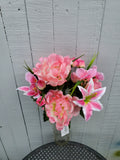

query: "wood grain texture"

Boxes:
[53, 0, 78, 56]
[96, 0, 120, 158]
[0, 138, 8, 160]
[71, 0, 105, 145]
[0, 0, 43, 151]
[0, 0, 120, 159]
[107, 118, 120, 160]
[0, 12, 30, 160]
[25, 0, 54, 144]
[77, 0, 105, 63]
[52, 0, 79, 142]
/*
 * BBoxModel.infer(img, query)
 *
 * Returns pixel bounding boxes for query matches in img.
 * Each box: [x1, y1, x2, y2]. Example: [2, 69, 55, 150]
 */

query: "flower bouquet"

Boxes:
[17, 53, 106, 139]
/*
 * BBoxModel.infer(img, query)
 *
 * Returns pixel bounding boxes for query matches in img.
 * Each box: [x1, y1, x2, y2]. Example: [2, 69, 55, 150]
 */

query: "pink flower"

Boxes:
[33, 53, 72, 86]
[73, 79, 106, 121]
[71, 96, 81, 116]
[92, 66, 104, 89]
[36, 80, 46, 90]
[72, 57, 85, 68]
[93, 78, 102, 89]
[71, 67, 97, 83]
[45, 90, 75, 130]
[17, 72, 45, 98]
[36, 96, 46, 107]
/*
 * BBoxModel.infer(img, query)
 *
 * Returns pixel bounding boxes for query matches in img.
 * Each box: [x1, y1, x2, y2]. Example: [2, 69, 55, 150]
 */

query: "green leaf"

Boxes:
[70, 81, 82, 96]
[24, 61, 34, 74]
[72, 54, 84, 62]
[66, 70, 72, 81]
[87, 52, 99, 70]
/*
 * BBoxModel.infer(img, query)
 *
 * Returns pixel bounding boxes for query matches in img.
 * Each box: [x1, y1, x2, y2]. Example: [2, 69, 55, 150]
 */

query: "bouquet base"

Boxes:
[53, 124, 70, 146]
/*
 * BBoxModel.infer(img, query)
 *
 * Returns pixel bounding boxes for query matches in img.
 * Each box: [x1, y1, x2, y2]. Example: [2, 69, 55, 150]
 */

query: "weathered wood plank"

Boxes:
[25, 0, 54, 144]
[0, 12, 30, 160]
[75, 0, 105, 146]
[0, 0, 43, 150]
[107, 120, 120, 160]
[96, 0, 120, 157]
[0, 137, 8, 160]
[53, 0, 78, 57]
[77, 0, 105, 63]
[52, 0, 79, 142]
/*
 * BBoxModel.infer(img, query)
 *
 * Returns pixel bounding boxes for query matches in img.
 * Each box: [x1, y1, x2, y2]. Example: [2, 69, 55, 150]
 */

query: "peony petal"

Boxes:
[72, 106, 81, 116]
[87, 79, 94, 94]
[17, 86, 29, 91]
[90, 101, 103, 111]
[25, 72, 37, 84]
[49, 117, 56, 123]
[83, 103, 93, 121]
[91, 87, 106, 101]
[78, 86, 88, 98]
[56, 121, 64, 131]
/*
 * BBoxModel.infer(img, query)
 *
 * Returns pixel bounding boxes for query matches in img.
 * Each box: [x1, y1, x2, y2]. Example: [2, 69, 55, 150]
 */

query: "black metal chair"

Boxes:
[23, 141, 107, 160]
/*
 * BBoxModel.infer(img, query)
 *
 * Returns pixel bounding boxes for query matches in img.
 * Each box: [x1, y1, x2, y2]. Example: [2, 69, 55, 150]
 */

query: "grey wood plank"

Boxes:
[0, 137, 8, 160]
[0, 11, 30, 160]
[52, 0, 79, 142]
[107, 120, 120, 160]
[53, 0, 78, 57]
[0, 0, 43, 150]
[96, 0, 120, 157]
[77, 0, 105, 64]
[25, 0, 54, 144]
[72, 0, 105, 145]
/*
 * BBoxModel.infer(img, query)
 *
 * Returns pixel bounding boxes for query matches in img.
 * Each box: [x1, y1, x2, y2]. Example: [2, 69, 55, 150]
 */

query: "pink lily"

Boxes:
[73, 79, 106, 121]
[92, 65, 104, 89]
[71, 67, 97, 83]
[17, 72, 46, 98]
[36, 96, 46, 107]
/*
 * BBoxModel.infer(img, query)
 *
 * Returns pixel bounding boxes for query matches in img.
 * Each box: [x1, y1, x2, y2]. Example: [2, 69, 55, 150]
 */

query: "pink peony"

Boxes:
[72, 57, 85, 68]
[33, 53, 72, 86]
[45, 90, 79, 130]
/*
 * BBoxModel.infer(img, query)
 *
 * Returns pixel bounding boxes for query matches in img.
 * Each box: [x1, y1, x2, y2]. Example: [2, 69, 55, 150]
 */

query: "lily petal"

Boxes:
[73, 99, 85, 107]
[76, 68, 87, 80]
[17, 86, 29, 91]
[87, 79, 94, 94]
[25, 72, 37, 84]
[24, 90, 36, 96]
[83, 103, 93, 121]
[78, 86, 88, 98]
[91, 87, 106, 101]
[90, 100, 103, 111]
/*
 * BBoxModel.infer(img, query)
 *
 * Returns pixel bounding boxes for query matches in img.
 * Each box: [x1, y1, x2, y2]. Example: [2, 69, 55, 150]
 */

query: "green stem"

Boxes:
[70, 81, 81, 96]
[72, 54, 84, 62]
